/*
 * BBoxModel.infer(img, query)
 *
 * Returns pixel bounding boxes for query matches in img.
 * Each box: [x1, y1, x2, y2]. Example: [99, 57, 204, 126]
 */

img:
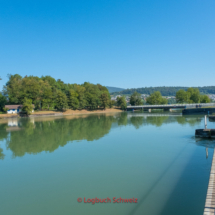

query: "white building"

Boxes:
[5, 105, 34, 114]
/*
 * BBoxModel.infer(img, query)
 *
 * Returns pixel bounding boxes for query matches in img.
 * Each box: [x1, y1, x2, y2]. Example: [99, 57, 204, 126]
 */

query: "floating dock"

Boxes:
[195, 116, 215, 138]
[195, 129, 215, 138]
[183, 108, 215, 115]
[204, 149, 215, 215]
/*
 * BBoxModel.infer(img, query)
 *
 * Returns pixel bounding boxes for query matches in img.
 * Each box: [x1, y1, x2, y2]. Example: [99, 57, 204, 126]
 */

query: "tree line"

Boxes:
[0, 74, 118, 112]
[111, 86, 215, 96]
[176, 88, 210, 103]
[127, 87, 211, 105]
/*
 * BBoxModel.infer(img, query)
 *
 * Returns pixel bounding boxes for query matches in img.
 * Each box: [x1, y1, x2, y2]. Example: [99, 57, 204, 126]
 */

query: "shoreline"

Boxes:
[0, 108, 123, 119]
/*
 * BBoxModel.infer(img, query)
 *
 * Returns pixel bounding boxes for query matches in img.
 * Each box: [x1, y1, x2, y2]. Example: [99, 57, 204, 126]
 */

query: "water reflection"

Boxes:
[0, 148, 4, 160]
[0, 113, 207, 158]
[194, 138, 215, 149]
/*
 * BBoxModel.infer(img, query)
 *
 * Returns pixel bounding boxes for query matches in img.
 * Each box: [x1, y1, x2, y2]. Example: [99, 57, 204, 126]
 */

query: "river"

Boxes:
[0, 112, 214, 215]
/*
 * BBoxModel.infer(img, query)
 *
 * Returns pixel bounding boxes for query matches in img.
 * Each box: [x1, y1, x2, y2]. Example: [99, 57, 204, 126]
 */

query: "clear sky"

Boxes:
[0, 0, 214, 90]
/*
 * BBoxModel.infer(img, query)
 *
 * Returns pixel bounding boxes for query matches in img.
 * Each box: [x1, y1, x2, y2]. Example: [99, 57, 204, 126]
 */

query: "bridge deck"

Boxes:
[126, 103, 215, 110]
[204, 149, 215, 215]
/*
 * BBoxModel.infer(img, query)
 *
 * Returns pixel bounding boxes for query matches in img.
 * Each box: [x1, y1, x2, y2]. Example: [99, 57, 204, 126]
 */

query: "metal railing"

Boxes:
[127, 103, 215, 109]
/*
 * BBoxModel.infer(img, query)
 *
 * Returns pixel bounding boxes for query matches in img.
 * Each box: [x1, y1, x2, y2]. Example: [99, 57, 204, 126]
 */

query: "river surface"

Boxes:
[0, 112, 215, 215]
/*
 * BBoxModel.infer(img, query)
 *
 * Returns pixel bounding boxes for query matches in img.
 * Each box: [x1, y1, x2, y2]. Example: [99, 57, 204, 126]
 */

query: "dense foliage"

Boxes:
[116, 96, 127, 110]
[111, 86, 215, 96]
[130, 92, 143, 105]
[176, 88, 211, 103]
[0, 93, 7, 112]
[146, 91, 168, 105]
[3, 74, 111, 110]
[22, 98, 34, 115]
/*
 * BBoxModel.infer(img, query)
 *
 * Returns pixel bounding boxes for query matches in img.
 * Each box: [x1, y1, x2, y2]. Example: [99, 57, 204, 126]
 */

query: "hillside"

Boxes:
[110, 86, 215, 96]
[106, 86, 125, 93]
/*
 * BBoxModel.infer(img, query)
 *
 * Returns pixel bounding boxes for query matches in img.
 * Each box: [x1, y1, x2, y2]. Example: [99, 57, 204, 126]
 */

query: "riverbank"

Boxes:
[0, 108, 123, 119]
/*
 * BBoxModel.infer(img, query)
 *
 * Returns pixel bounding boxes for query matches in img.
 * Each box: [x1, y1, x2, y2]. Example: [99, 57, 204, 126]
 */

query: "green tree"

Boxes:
[55, 90, 68, 111]
[0, 93, 7, 112]
[130, 91, 143, 105]
[116, 96, 127, 110]
[187, 88, 201, 103]
[40, 80, 54, 110]
[85, 92, 99, 110]
[200, 95, 211, 103]
[3, 74, 23, 103]
[176, 88, 209, 104]
[146, 91, 168, 105]
[3, 74, 111, 112]
[75, 85, 86, 109]
[68, 89, 79, 110]
[109, 100, 115, 108]
[22, 98, 33, 115]
[100, 93, 110, 109]
[176, 89, 189, 103]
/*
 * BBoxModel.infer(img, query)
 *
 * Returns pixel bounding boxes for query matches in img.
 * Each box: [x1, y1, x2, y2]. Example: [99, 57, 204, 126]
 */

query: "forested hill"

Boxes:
[111, 86, 215, 96]
[106, 86, 125, 93]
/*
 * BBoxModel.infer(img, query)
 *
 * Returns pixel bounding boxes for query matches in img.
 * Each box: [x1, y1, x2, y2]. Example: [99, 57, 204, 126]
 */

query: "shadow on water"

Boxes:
[0, 113, 207, 158]
[127, 144, 189, 215]
[158, 148, 213, 215]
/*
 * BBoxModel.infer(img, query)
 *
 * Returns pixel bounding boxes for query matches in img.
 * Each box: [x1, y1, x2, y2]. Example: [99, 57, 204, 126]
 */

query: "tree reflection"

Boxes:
[145, 116, 169, 127]
[117, 112, 128, 126]
[0, 113, 204, 158]
[6, 115, 116, 157]
[0, 123, 8, 141]
[0, 148, 5, 160]
[176, 116, 202, 127]
[130, 117, 145, 129]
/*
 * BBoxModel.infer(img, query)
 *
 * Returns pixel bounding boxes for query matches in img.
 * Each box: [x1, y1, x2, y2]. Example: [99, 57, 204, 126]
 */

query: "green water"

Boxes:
[0, 112, 214, 215]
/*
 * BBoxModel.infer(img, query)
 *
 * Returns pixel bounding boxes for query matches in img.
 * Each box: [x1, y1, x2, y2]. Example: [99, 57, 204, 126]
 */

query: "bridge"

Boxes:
[126, 103, 215, 112]
[127, 113, 182, 117]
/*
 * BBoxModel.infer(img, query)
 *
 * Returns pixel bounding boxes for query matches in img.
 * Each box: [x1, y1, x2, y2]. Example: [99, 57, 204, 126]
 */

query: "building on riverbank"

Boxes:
[5, 105, 35, 114]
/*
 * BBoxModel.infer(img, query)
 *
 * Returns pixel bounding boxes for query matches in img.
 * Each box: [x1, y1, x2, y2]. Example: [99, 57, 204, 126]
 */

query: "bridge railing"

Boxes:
[127, 103, 215, 108]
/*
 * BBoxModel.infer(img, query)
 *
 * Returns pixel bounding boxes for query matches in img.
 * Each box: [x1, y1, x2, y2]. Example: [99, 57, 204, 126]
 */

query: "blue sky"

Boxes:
[0, 0, 214, 90]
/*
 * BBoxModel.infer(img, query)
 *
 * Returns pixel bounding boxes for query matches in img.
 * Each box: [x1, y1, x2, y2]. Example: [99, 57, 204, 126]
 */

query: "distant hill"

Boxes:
[110, 86, 215, 96]
[106, 86, 125, 93]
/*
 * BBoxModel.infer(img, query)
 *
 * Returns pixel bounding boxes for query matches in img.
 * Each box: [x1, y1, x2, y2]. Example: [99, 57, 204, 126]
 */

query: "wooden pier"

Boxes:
[204, 149, 215, 215]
